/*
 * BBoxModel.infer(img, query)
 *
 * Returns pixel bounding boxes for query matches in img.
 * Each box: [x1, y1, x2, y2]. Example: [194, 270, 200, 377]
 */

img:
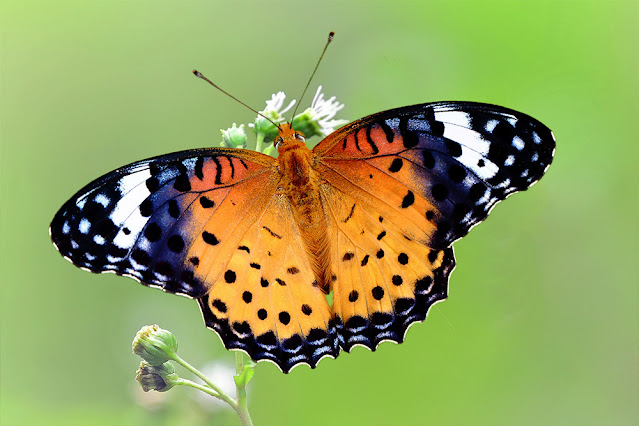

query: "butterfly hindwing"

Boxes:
[199, 192, 339, 373]
[50, 148, 277, 298]
[319, 183, 455, 351]
[314, 101, 555, 249]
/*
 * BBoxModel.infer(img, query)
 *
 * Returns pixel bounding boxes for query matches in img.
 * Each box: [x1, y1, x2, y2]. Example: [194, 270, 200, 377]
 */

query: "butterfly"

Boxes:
[50, 100, 555, 373]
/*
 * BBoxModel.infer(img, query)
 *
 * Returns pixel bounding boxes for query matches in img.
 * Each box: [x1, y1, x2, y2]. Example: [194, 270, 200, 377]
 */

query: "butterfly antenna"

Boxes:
[193, 70, 281, 130]
[290, 31, 335, 119]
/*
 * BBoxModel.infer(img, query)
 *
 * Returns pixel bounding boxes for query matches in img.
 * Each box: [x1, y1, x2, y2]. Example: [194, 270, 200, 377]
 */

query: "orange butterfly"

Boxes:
[50, 84, 554, 373]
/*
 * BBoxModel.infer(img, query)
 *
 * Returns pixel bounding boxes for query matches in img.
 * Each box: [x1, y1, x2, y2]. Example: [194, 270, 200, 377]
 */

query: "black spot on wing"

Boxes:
[389, 158, 403, 173]
[447, 164, 466, 183]
[146, 177, 159, 192]
[431, 184, 448, 202]
[401, 191, 414, 208]
[167, 235, 184, 253]
[200, 196, 215, 208]
[422, 150, 435, 169]
[144, 223, 162, 242]
[342, 252, 354, 261]
[445, 140, 462, 157]
[202, 231, 220, 246]
[301, 304, 312, 315]
[139, 199, 153, 217]
[173, 174, 191, 192]
[279, 311, 291, 325]
[399, 117, 419, 149]
[224, 270, 236, 283]
[168, 199, 180, 218]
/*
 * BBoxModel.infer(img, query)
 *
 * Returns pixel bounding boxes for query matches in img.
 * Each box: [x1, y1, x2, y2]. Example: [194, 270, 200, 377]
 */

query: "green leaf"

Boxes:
[233, 362, 256, 388]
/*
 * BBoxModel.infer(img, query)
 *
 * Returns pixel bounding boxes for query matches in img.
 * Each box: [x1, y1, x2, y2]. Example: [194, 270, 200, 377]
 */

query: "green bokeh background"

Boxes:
[2, 1, 637, 425]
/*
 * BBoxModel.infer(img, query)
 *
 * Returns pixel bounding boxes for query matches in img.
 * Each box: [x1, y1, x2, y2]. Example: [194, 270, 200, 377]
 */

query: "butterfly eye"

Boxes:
[294, 132, 305, 142]
[275, 136, 284, 148]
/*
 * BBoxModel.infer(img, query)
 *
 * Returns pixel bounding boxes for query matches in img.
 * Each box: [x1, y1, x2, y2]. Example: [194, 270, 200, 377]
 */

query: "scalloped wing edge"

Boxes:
[198, 247, 455, 373]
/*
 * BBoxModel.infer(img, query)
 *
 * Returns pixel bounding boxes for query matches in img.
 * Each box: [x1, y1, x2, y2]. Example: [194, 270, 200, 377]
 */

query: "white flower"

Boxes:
[264, 91, 296, 117]
[246, 86, 347, 154]
[306, 85, 348, 136]
[248, 92, 296, 139]
[290, 86, 348, 139]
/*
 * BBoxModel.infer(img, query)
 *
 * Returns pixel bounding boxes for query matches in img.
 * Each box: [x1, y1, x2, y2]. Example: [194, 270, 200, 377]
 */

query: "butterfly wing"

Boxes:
[314, 101, 555, 248]
[50, 148, 277, 297]
[198, 192, 339, 372]
[319, 183, 456, 351]
[50, 147, 338, 372]
[313, 101, 554, 350]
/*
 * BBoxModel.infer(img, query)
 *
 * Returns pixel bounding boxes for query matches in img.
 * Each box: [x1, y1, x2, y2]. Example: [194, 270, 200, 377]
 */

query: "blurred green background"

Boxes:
[1, 1, 637, 425]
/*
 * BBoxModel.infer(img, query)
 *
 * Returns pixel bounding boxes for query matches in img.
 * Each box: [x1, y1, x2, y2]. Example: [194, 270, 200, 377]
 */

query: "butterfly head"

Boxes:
[275, 123, 306, 153]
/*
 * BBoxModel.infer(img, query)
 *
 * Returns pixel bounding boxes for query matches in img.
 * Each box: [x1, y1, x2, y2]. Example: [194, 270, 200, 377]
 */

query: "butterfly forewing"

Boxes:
[50, 148, 277, 297]
[314, 101, 555, 249]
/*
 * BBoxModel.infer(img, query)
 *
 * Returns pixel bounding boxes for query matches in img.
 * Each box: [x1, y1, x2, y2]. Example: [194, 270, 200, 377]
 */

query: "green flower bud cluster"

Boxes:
[130, 324, 255, 424]
[132, 325, 179, 392]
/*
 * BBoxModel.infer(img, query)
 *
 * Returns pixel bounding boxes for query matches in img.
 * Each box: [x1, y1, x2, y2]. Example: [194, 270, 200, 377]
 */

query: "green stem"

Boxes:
[234, 352, 253, 426]
[173, 378, 222, 399]
[255, 132, 265, 153]
[170, 353, 236, 409]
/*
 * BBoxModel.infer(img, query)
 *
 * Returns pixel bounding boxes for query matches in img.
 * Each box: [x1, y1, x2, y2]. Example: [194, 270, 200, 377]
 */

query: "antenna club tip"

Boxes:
[328, 31, 335, 41]
[192, 70, 202, 77]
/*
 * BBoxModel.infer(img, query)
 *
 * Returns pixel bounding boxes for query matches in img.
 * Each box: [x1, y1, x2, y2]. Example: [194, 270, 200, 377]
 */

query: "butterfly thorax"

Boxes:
[277, 124, 333, 293]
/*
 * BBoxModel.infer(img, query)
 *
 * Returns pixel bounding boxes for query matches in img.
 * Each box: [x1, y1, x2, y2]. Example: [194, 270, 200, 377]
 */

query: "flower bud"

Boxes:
[251, 113, 281, 144]
[291, 110, 322, 139]
[132, 325, 178, 365]
[136, 361, 178, 392]
[221, 123, 247, 148]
